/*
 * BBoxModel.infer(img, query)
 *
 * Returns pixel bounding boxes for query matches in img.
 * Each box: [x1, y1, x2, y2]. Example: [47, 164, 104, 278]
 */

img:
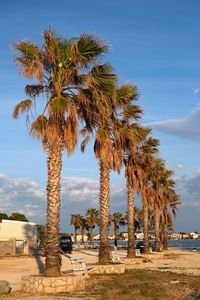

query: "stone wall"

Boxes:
[0, 238, 16, 256]
[89, 264, 125, 274]
[21, 275, 85, 295]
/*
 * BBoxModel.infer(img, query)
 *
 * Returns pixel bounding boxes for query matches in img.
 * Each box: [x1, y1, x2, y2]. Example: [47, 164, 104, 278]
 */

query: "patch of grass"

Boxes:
[84, 269, 200, 300]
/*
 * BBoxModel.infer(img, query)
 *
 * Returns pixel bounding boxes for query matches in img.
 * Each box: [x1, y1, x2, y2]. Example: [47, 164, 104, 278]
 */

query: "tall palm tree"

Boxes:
[13, 29, 116, 276]
[135, 136, 160, 254]
[160, 183, 180, 250]
[82, 83, 142, 263]
[85, 208, 99, 242]
[112, 212, 125, 247]
[149, 158, 166, 251]
[80, 216, 86, 243]
[124, 126, 149, 258]
[70, 213, 82, 242]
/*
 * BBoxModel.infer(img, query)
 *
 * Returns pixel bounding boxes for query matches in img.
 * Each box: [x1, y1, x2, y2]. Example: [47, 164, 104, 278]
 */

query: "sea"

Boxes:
[116, 239, 200, 249]
[82, 239, 200, 250]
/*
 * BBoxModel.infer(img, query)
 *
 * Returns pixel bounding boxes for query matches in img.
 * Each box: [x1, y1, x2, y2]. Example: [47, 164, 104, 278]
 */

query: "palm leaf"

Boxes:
[73, 34, 109, 67]
[81, 136, 90, 152]
[50, 96, 68, 112]
[13, 99, 33, 119]
[88, 63, 117, 91]
[30, 115, 48, 139]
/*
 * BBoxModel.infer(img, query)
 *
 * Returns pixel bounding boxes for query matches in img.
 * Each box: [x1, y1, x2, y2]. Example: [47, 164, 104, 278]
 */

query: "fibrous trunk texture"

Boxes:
[90, 226, 93, 242]
[45, 141, 62, 277]
[114, 225, 118, 247]
[99, 160, 110, 264]
[154, 205, 160, 251]
[75, 229, 77, 243]
[127, 174, 135, 258]
[142, 189, 149, 254]
[163, 226, 168, 250]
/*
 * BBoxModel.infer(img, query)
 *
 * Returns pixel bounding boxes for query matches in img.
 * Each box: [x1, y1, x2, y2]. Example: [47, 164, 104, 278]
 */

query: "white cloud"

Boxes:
[146, 105, 200, 140]
[1, 172, 200, 232]
[177, 163, 184, 169]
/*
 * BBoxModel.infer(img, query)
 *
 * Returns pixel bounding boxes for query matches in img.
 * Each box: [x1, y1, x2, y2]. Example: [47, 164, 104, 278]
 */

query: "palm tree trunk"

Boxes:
[90, 226, 93, 242]
[154, 205, 160, 251]
[127, 174, 135, 258]
[114, 225, 118, 248]
[142, 189, 149, 254]
[163, 225, 168, 250]
[99, 160, 110, 264]
[81, 227, 84, 243]
[75, 228, 77, 243]
[45, 141, 62, 277]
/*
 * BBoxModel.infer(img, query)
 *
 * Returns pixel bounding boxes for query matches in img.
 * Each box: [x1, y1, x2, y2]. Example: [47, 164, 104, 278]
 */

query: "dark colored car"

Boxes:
[59, 236, 73, 254]
[136, 241, 154, 253]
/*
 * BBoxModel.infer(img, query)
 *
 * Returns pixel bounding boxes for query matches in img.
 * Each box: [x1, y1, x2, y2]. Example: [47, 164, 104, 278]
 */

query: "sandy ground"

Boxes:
[0, 248, 200, 294]
[126, 248, 200, 276]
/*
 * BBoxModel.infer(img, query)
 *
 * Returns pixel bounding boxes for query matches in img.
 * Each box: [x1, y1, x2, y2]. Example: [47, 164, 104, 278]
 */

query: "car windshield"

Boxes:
[60, 238, 71, 243]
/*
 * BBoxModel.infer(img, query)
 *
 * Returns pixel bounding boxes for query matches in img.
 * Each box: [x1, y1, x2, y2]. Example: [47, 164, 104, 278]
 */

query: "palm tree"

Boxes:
[80, 216, 86, 243]
[160, 183, 180, 250]
[70, 213, 82, 242]
[85, 208, 99, 242]
[81, 83, 142, 263]
[135, 136, 160, 254]
[149, 158, 166, 251]
[13, 29, 116, 276]
[124, 126, 148, 258]
[112, 212, 125, 247]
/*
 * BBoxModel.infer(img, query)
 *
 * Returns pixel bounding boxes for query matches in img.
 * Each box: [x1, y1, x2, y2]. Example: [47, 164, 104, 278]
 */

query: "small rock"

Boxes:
[0, 280, 11, 294]
[170, 280, 180, 284]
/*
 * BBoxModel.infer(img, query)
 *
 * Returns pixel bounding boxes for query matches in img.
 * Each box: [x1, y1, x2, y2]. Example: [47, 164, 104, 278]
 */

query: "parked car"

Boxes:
[59, 236, 73, 254]
[136, 241, 154, 253]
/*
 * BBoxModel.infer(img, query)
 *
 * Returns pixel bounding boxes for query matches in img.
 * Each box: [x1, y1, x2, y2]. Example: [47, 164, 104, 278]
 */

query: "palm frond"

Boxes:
[14, 40, 43, 80]
[73, 34, 109, 67]
[13, 99, 33, 119]
[30, 115, 48, 139]
[81, 136, 90, 152]
[88, 63, 117, 91]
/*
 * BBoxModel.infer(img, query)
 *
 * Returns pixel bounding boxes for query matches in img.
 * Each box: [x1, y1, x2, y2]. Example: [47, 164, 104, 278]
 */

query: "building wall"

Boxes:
[0, 220, 37, 249]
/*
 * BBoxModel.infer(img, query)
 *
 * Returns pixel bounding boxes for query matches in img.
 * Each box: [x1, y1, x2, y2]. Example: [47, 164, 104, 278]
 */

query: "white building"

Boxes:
[0, 219, 38, 254]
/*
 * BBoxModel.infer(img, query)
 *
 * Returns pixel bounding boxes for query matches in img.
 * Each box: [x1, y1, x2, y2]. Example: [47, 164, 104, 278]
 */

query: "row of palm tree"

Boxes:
[70, 210, 126, 245]
[12, 28, 179, 276]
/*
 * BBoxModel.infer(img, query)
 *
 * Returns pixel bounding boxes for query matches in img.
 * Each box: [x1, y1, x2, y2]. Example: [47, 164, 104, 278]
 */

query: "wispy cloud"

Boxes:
[146, 105, 200, 140]
[1, 172, 200, 232]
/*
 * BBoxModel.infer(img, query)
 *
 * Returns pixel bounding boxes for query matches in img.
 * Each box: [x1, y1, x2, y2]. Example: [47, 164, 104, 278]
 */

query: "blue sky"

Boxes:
[1, 0, 200, 232]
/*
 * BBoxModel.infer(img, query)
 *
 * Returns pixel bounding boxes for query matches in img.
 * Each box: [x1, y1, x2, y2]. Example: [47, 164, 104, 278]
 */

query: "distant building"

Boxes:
[136, 232, 144, 240]
[0, 219, 37, 255]
[71, 234, 88, 242]
[189, 232, 199, 239]
[170, 233, 182, 240]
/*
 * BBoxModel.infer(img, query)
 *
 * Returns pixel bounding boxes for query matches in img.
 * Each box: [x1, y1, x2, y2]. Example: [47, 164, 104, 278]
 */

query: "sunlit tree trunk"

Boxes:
[154, 204, 160, 251]
[163, 225, 168, 250]
[90, 226, 93, 242]
[127, 174, 135, 258]
[142, 188, 149, 254]
[99, 160, 110, 264]
[45, 140, 62, 276]
[81, 227, 85, 243]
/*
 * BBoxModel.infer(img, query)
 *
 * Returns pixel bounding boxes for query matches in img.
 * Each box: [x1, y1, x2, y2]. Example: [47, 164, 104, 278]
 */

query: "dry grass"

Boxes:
[84, 269, 200, 300]
[1, 270, 200, 300]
